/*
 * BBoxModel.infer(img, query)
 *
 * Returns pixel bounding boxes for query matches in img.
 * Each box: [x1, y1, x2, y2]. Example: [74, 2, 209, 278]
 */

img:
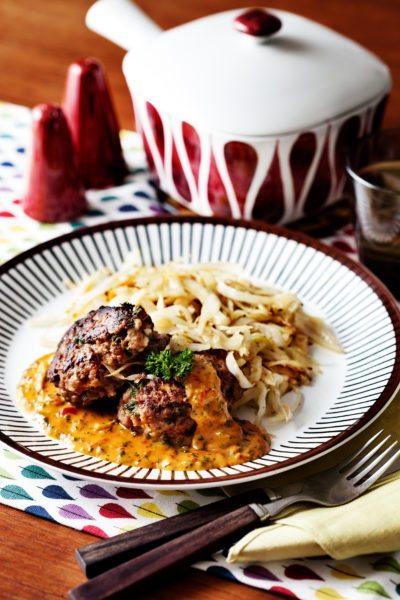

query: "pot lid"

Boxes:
[123, 8, 391, 136]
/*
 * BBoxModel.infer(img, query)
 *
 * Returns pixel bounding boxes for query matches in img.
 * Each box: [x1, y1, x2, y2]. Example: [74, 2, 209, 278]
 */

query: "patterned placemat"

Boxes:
[0, 101, 398, 600]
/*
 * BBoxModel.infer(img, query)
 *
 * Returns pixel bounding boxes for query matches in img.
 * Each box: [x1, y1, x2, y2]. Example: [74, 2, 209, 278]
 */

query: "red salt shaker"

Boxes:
[22, 104, 87, 223]
[63, 58, 128, 189]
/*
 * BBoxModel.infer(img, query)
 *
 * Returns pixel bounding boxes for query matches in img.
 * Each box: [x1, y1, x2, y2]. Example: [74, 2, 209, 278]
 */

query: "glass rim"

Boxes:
[346, 128, 400, 199]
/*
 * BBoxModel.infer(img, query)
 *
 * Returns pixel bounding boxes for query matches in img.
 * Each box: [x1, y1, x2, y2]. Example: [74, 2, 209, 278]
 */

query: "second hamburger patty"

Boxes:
[118, 379, 196, 447]
[47, 304, 169, 405]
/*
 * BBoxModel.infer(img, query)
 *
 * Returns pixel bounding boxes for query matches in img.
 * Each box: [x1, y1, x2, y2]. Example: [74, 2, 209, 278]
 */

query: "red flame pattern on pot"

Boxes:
[253, 144, 285, 223]
[146, 102, 165, 163]
[208, 152, 231, 217]
[182, 122, 201, 187]
[224, 141, 258, 214]
[290, 132, 317, 204]
[172, 140, 191, 202]
[136, 95, 386, 224]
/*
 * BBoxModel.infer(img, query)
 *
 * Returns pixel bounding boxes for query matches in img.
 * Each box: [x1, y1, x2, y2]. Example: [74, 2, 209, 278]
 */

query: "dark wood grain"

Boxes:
[0, 1, 400, 599]
[69, 505, 261, 600]
[0, 504, 270, 600]
[77, 488, 268, 578]
[0, 0, 399, 132]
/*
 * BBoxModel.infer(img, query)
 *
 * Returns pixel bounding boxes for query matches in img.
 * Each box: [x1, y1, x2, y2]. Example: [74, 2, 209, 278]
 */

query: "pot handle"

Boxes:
[86, 0, 161, 51]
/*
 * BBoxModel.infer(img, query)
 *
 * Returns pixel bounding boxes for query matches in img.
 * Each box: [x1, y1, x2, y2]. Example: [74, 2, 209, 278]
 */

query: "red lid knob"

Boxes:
[22, 104, 87, 223]
[234, 8, 282, 38]
[63, 58, 128, 189]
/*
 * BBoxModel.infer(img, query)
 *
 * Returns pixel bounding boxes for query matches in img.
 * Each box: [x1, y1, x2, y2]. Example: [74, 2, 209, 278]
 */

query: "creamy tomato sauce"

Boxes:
[18, 355, 269, 471]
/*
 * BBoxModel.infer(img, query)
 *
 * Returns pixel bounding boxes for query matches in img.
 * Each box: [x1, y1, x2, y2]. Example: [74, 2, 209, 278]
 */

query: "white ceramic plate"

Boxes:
[0, 216, 399, 489]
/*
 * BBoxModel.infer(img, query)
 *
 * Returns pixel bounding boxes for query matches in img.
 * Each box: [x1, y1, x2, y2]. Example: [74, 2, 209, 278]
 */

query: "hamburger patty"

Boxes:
[47, 304, 169, 405]
[118, 378, 196, 446]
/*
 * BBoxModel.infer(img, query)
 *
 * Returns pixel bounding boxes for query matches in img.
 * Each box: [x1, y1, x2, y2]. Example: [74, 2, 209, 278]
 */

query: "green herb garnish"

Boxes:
[145, 348, 194, 381]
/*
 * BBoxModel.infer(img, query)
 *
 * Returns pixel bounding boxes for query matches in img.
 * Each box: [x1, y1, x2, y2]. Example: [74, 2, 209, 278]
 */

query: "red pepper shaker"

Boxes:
[63, 58, 128, 189]
[22, 104, 87, 223]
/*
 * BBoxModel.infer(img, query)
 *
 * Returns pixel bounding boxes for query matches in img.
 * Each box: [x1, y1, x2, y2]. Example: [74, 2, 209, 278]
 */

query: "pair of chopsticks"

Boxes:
[68, 488, 266, 599]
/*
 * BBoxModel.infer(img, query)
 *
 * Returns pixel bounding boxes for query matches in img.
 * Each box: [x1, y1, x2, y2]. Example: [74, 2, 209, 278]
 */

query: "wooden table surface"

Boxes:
[1, 1, 400, 598]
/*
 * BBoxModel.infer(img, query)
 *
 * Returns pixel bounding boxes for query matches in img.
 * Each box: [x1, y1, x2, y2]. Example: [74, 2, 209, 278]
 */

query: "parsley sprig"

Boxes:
[145, 348, 194, 381]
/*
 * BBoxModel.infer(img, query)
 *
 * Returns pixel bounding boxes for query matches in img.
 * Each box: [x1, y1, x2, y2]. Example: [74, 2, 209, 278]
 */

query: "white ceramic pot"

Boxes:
[87, 1, 391, 223]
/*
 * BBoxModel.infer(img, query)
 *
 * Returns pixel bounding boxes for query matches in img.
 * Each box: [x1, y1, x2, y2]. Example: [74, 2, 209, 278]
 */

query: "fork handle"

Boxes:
[69, 504, 262, 600]
[76, 488, 269, 577]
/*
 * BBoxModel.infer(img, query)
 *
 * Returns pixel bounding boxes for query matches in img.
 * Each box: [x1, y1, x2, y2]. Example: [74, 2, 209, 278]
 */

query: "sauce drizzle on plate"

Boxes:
[18, 355, 269, 471]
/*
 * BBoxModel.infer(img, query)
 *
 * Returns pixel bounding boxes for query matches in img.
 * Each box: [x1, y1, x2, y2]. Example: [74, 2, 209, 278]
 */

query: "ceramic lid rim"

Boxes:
[123, 8, 391, 137]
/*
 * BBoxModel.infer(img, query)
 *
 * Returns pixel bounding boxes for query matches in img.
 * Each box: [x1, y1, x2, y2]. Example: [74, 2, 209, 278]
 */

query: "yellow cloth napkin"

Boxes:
[228, 395, 400, 563]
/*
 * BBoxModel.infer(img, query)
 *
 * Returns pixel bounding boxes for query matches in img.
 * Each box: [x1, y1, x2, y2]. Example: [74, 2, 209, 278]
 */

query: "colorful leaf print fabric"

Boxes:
[0, 102, 398, 600]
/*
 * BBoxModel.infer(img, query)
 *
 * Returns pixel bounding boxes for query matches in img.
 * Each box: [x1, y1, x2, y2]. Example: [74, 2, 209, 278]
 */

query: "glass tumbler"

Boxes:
[347, 129, 400, 298]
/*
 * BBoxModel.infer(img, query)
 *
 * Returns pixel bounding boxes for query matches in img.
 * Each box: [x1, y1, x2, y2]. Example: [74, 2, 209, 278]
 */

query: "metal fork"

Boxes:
[256, 429, 400, 513]
[69, 430, 400, 600]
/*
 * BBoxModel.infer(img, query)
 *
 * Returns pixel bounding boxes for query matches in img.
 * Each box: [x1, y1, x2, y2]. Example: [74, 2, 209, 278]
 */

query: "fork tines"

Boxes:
[341, 429, 400, 489]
